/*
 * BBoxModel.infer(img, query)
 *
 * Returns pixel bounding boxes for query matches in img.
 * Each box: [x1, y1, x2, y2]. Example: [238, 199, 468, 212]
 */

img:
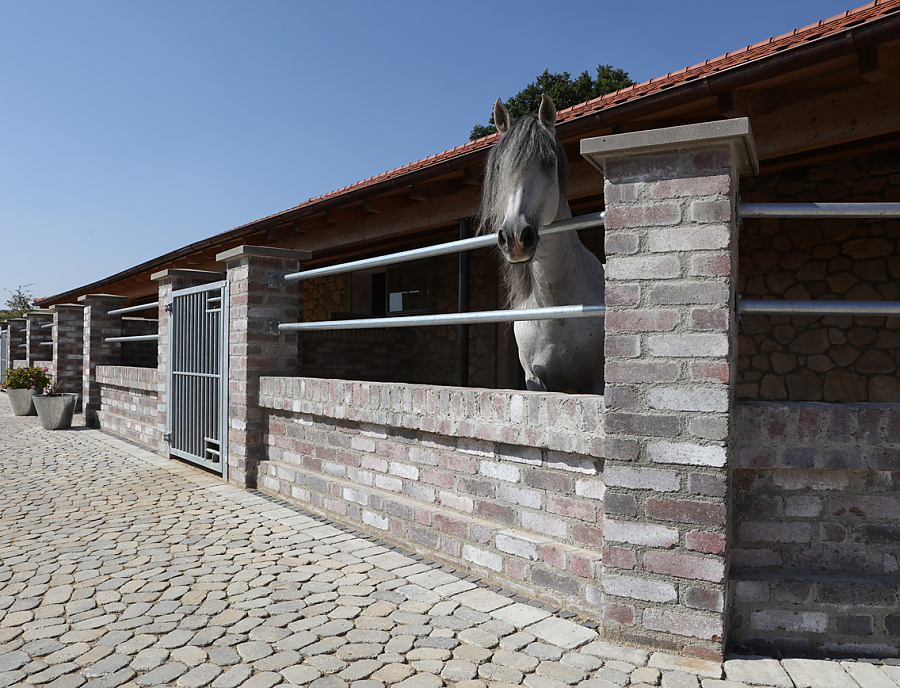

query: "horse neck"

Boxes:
[522, 196, 582, 307]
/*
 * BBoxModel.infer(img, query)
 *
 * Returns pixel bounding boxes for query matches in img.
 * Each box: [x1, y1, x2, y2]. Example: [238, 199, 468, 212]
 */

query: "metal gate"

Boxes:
[0, 329, 7, 383]
[166, 281, 228, 476]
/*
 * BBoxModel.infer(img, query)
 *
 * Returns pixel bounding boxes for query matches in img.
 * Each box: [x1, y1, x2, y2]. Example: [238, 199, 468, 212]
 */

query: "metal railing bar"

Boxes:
[172, 370, 220, 379]
[738, 299, 900, 316]
[39, 342, 53, 347]
[740, 202, 900, 219]
[283, 211, 606, 283]
[279, 305, 606, 332]
[40, 322, 53, 329]
[108, 301, 160, 316]
[104, 334, 160, 343]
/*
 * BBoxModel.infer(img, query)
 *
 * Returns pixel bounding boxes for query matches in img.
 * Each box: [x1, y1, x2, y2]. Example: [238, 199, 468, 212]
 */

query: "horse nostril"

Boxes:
[519, 225, 537, 251]
[497, 230, 507, 249]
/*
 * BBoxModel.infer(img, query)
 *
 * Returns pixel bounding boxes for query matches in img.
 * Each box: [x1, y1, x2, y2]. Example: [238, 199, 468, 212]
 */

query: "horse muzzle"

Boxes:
[498, 225, 538, 263]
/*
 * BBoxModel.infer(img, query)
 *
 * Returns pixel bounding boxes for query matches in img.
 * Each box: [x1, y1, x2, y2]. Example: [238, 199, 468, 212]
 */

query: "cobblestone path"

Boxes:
[1, 395, 898, 688]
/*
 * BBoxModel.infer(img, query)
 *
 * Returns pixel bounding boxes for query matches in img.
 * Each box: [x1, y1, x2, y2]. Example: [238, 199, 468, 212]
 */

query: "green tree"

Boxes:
[470, 64, 634, 140]
[0, 284, 35, 320]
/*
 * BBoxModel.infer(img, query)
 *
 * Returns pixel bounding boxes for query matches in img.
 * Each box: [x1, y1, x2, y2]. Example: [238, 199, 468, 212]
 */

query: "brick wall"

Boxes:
[256, 376, 605, 616]
[96, 365, 161, 450]
[732, 401, 900, 656]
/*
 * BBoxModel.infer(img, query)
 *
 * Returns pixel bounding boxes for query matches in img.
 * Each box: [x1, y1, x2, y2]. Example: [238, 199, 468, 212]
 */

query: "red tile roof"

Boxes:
[240, 0, 900, 231]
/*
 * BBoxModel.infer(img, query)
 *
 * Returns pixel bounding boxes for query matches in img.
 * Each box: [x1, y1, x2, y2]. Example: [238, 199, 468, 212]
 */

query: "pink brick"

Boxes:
[605, 203, 681, 229]
[643, 550, 725, 583]
[644, 608, 724, 642]
[605, 310, 679, 332]
[603, 545, 636, 570]
[652, 175, 730, 198]
[439, 491, 474, 513]
[686, 530, 726, 555]
[433, 514, 469, 538]
[547, 495, 595, 522]
[645, 497, 726, 526]
[569, 552, 599, 579]
[691, 362, 730, 384]
[542, 543, 569, 570]
[649, 226, 730, 252]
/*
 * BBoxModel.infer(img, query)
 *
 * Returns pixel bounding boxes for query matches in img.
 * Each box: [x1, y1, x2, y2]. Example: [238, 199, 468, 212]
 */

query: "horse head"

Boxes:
[481, 94, 567, 265]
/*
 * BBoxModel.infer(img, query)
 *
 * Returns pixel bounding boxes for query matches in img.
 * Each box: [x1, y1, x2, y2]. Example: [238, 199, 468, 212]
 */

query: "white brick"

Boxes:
[362, 510, 388, 530]
[480, 461, 521, 483]
[575, 479, 605, 501]
[405, 483, 436, 503]
[498, 484, 542, 509]
[495, 531, 542, 561]
[603, 575, 677, 603]
[375, 474, 403, 492]
[510, 395, 525, 423]
[607, 256, 681, 280]
[462, 545, 503, 572]
[389, 462, 419, 480]
[649, 441, 726, 467]
[604, 466, 679, 492]
[343, 487, 368, 505]
[751, 610, 828, 633]
[648, 334, 729, 357]
[351, 436, 376, 453]
[521, 512, 567, 538]
[649, 388, 729, 412]
[604, 519, 679, 548]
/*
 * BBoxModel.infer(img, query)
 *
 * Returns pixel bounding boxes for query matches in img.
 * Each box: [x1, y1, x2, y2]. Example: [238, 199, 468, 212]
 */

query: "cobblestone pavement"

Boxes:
[1, 396, 899, 688]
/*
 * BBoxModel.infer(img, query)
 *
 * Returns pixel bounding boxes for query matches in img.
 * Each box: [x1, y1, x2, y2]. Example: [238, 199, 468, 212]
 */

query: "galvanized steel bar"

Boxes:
[104, 334, 160, 343]
[738, 299, 900, 316]
[279, 305, 606, 332]
[108, 301, 160, 316]
[283, 211, 606, 283]
[740, 202, 900, 219]
[41, 322, 53, 329]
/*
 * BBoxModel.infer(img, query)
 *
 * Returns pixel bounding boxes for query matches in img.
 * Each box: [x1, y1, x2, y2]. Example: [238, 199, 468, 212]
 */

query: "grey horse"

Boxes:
[479, 94, 605, 394]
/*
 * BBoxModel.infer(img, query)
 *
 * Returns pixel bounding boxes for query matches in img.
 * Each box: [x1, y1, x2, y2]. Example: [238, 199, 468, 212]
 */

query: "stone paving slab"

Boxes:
[0, 394, 896, 688]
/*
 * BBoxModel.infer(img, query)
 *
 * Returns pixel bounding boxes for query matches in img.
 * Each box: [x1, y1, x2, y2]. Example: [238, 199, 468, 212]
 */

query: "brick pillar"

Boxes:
[152, 269, 226, 456]
[50, 304, 85, 409]
[582, 119, 757, 660]
[80, 295, 127, 427]
[25, 312, 52, 366]
[217, 246, 308, 488]
[7, 319, 26, 366]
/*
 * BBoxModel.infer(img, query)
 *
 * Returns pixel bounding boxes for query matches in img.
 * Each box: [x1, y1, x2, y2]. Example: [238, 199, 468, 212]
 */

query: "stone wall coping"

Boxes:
[49, 303, 84, 310]
[25, 311, 52, 318]
[581, 117, 759, 175]
[150, 268, 226, 282]
[96, 365, 160, 392]
[216, 245, 312, 263]
[740, 400, 900, 410]
[78, 294, 129, 303]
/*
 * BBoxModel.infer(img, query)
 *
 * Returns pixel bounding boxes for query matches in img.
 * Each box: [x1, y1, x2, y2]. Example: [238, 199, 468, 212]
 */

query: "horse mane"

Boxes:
[477, 114, 569, 308]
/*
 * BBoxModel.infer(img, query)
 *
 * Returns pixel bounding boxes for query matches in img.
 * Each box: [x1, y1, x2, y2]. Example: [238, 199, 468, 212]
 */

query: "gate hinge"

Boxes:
[163, 432, 171, 443]
[164, 303, 173, 313]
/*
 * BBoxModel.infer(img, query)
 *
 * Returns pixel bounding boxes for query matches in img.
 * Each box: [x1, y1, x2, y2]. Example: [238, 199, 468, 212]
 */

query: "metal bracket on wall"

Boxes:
[266, 320, 280, 335]
[268, 272, 284, 288]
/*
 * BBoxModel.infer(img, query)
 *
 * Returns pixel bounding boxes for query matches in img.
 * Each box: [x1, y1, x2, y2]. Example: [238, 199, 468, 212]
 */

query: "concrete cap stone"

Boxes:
[49, 303, 84, 310]
[150, 269, 226, 282]
[216, 245, 312, 263]
[580, 117, 758, 176]
[78, 294, 129, 303]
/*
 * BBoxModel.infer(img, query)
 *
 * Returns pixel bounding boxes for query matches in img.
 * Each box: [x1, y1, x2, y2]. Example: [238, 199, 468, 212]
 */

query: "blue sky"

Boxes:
[1, 0, 856, 301]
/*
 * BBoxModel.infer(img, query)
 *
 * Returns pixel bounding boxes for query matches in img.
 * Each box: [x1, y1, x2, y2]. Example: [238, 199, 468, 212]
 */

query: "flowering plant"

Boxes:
[1, 366, 52, 392]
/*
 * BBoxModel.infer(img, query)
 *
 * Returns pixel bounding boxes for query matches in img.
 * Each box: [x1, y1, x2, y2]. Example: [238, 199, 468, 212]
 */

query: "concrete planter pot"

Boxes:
[7, 388, 38, 416]
[33, 393, 78, 430]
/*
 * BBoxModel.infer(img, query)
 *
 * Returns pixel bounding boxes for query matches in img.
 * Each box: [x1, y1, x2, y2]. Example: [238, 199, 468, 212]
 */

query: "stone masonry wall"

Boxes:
[256, 376, 606, 617]
[738, 149, 900, 402]
[96, 365, 160, 450]
[731, 401, 900, 656]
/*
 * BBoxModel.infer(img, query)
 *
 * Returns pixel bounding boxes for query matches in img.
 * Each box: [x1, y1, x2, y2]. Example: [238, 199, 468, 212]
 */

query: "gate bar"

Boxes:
[41, 322, 53, 329]
[108, 301, 160, 316]
[279, 305, 606, 332]
[738, 299, 900, 316]
[283, 211, 606, 283]
[104, 334, 160, 343]
[740, 202, 900, 219]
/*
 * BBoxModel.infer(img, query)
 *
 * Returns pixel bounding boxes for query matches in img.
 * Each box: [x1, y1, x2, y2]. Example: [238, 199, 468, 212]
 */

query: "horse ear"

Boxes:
[539, 93, 557, 131]
[494, 98, 511, 135]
